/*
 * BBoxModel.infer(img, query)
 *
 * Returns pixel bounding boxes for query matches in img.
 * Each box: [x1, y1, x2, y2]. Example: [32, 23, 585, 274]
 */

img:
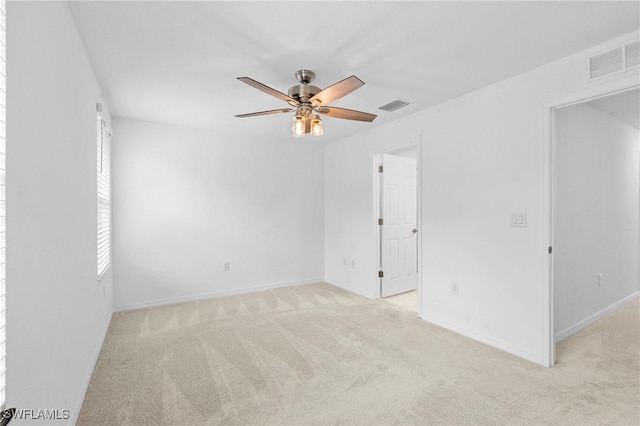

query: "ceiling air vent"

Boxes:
[378, 99, 410, 112]
[625, 41, 640, 68]
[589, 47, 623, 79]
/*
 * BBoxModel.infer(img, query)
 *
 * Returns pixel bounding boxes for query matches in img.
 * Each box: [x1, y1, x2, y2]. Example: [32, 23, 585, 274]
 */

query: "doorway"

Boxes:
[375, 146, 420, 312]
[550, 87, 639, 362]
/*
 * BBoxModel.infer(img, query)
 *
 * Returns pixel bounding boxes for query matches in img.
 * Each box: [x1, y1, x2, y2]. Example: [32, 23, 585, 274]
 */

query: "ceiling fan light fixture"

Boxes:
[310, 115, 323, 136]
[292, 113, 305, 138]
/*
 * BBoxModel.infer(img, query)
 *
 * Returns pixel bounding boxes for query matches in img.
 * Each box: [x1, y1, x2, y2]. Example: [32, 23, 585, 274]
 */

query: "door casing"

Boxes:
[542, 74, 639, 367]
[373, 137, 423, 316]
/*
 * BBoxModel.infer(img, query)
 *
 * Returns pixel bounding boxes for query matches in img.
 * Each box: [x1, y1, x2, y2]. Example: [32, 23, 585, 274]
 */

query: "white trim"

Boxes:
[417, 135, 424, 318]
[542, 73, 640, 368]
[421, 313, 544, 366]
[541, 100, 555, 367]
[372, 153, 382, 299]
[555, 291, 640, 342]
[70, 312, 112, 425]
[114, 277, 324, 312]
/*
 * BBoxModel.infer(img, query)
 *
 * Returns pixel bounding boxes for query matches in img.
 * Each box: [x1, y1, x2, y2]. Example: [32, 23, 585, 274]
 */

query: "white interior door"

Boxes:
[381, 154, 417, 297]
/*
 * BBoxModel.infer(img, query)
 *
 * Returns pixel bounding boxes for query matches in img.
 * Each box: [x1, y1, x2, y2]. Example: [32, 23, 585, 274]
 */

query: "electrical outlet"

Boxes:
[224, 262, 230, 272]
[451, 282, 459, 295]
[351, 259, 356, 267]
[598, 273, 603, 287]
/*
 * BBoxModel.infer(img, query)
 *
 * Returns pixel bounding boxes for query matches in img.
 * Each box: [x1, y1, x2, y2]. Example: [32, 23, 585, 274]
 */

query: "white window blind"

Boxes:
[97, 106, 111, 279]
[0, 0, 6, 410]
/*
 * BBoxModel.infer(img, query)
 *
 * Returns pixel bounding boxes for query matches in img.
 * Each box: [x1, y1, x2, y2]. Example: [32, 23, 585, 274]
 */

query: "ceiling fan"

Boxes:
[235, 69, 377, 138]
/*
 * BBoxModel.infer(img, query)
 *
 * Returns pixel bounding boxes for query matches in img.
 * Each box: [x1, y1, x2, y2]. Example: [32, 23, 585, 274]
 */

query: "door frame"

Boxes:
[542, 74, 639, 367]
[372, 136, 423, 316]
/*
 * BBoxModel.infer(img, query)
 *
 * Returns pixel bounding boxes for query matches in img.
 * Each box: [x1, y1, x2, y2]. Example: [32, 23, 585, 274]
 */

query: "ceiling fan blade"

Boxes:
[235, 108, 293, 118]
[237, 77, 299, 106]
[310, 76, 364, 105]
[317, 106, 377, 122]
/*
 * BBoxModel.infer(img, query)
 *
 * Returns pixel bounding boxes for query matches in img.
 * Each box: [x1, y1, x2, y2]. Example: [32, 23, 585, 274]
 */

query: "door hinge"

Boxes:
[378, 165, 383, 173]
[378, 218, 383, 225]
[548, 246, 553, 254]
[378, 270, 384, 278]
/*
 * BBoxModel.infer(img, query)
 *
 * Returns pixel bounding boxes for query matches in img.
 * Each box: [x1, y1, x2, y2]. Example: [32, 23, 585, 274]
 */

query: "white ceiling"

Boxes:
[588, 89, 640, 129]
[68, 1, 640, 143]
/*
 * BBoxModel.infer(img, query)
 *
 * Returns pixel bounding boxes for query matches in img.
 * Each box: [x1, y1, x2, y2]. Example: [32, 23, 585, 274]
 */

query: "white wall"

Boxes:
[112, 118, 324, 309]
[554, 103, 639, 337]
[324, 129, 420, 299]
[324, 33, 639, 365]
[7, 2, 113, 424]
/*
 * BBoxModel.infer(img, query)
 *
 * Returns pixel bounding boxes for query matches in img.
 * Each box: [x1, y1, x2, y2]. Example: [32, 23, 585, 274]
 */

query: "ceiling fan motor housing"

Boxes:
[288, 84, 321, 102]
[288, 69, 321, 103]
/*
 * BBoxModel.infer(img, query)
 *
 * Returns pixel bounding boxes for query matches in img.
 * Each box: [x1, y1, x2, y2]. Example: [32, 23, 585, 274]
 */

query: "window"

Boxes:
[97, 105, 111, 279]
[0, 0, 6, 410]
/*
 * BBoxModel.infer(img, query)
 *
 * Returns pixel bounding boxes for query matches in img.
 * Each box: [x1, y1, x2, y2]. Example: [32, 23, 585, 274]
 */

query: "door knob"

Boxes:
[412, 228, 418, 234]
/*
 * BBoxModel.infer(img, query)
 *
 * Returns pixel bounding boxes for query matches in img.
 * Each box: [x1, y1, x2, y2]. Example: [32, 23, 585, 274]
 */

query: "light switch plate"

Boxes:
[510, 212, 527, 228]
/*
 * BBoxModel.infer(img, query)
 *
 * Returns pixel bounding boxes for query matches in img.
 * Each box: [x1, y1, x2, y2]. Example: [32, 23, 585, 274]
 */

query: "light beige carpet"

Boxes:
[78, 283, 640, 425]
[383, 290, 418, 312]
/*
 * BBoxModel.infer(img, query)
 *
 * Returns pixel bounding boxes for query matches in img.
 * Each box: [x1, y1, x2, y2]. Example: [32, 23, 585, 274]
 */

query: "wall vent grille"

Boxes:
[625, 41, 640, 68]
[589, 41, 640, 80]
[589, 47, 623, 79]
[378, 99, 410, 112]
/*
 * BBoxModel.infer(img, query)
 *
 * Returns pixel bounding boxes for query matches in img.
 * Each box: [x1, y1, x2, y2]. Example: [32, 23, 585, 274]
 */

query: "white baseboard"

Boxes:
[69, 311, 113, 425]
[555, 291, 640, 343]
[420, 313, 545, 366]
[114, 277, 325, 312]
